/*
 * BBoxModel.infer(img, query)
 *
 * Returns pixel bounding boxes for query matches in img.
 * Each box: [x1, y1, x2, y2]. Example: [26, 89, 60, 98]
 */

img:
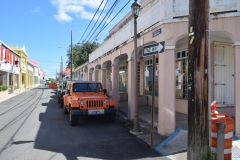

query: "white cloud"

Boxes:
[50, 0, 106, 22]
[31, 7, 40, 13]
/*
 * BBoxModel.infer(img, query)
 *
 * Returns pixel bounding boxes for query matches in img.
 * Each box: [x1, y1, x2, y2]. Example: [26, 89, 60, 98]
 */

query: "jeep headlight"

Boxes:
[103, 100, 108, 104]
[80, 100, 85, 105]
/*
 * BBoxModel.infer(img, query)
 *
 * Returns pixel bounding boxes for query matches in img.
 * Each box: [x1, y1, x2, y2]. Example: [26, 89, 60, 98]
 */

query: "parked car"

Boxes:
[57, 80, 80, 107]
[45, 80, 51, 86]
[63, 81, 116, 126]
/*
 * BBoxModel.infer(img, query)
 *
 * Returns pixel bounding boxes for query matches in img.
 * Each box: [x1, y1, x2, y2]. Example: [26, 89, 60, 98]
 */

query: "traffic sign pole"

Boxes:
[151, 54, 156, 147]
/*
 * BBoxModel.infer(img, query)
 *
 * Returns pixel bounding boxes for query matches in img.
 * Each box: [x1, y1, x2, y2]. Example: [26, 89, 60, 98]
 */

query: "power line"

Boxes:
[78, 0, 106, 43]
[84, 0, 109, 42]
[90, 0, 131, 42]
[99, 0, 121, 34]
[86, 0, 119, 42]
[89, 0, 121, 42]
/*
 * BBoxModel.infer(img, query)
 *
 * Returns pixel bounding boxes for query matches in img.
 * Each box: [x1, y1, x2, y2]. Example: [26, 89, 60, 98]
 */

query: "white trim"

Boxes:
[211, 147, 232, 154]
[127, 57, 134, 61]
[234, 41, 240, 46]
[211, 131, 233, 139]
[165, 46, 175, 50]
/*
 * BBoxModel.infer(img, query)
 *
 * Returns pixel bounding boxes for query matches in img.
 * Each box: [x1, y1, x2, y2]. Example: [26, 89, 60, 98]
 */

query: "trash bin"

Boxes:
[211, 112, 234, 160]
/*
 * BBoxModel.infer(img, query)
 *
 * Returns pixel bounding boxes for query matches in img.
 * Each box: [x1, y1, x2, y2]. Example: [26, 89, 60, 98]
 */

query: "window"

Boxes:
[119, 66, 127, 92]
[73, 83, 102, 92]
[175, 50, 188, 100]
[144, 58, 158, 96]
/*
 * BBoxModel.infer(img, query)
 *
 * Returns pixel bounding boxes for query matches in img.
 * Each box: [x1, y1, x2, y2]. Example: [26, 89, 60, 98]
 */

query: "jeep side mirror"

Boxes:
[103, 89, 107, 95]
[67, 90, 70, 94]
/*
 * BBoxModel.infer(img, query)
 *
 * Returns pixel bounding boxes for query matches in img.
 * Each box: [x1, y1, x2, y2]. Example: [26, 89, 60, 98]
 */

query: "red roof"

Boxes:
[28, 59, 39, 66]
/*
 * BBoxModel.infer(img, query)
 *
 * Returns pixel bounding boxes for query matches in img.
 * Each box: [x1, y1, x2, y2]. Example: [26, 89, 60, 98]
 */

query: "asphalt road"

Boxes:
[0, 86, 167, 160]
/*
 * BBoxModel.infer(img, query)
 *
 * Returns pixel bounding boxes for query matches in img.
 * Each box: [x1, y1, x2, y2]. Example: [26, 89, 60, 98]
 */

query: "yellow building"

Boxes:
[27, 60, 34, 88]
[9, 46, 28, 90]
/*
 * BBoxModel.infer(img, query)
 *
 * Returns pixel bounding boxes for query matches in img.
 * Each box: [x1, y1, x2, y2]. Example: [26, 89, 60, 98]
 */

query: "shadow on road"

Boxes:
[34, 89, 162, 160]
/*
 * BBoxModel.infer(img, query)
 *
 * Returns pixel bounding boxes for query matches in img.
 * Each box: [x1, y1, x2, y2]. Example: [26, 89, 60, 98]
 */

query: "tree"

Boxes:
[48, 78, 56, 83]
[66, 41, 99, 69]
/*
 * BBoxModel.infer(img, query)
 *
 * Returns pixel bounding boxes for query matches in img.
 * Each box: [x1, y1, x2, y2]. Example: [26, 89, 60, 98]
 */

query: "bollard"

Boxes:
[216, 122, 226, 160]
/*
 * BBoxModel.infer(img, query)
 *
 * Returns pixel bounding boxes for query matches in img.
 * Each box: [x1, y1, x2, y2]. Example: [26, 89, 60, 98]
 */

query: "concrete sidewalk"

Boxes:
[118, 101, 240, 160]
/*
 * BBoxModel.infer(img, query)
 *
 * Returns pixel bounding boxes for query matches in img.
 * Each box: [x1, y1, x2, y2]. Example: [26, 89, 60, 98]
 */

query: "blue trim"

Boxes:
[232, 158, 240, 160]
[233, 135, 240, 140]
[155, 128, 181, 156]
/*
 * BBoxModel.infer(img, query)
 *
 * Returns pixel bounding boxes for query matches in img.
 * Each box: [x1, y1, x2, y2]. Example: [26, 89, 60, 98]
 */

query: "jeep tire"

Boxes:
[60, 98, 63, 108]
[64, 105, 68, 114]
[69, 112, 78, 126]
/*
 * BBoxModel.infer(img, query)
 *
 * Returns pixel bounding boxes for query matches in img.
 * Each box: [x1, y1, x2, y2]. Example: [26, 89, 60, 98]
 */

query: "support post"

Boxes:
[151, 54, 156, 147]
[216, 122, 226, 160]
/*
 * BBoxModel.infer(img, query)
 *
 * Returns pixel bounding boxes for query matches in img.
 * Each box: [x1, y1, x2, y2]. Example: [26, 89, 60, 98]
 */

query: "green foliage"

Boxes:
[202, 148, 215, 160]
[48, 78, 56, 83]
[0, 85, 8, 92]
[66, 41, 99, 68]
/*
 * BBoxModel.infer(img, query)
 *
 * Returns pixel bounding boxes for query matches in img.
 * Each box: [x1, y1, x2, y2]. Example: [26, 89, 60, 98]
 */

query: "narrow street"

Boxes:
[0, 86, 167, 160]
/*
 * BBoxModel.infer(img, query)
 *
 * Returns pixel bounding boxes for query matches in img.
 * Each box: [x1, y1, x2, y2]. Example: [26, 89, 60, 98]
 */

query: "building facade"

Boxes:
[10, 46, 28, 90]
[73, 0, 240, 137]
[0, 41, 21, 92]
[27, 60, 34, 88]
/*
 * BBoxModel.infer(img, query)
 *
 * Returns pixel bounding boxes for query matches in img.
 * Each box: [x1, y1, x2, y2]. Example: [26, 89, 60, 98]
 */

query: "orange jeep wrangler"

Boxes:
[63, 81, 117, 126]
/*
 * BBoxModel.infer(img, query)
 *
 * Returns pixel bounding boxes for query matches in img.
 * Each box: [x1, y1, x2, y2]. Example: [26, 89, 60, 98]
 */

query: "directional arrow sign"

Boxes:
[142, 41, 165, 57]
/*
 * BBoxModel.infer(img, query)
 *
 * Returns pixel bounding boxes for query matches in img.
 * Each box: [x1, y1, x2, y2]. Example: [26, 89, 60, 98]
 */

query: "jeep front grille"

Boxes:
[86, 100, 104, 108]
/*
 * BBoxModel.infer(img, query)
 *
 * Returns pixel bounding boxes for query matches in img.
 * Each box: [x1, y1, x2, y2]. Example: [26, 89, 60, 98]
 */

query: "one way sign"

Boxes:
[142, 41, 165, 57]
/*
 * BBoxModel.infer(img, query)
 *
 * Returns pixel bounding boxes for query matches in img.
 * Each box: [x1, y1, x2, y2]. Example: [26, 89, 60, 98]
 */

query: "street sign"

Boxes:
[142, 41, 165, 57]
[152, 28, 162, 37]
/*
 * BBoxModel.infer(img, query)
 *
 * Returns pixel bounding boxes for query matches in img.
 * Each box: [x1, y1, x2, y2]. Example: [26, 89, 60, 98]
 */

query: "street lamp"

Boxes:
[57, 30, 73, 80]
[131, 0, 141, 135]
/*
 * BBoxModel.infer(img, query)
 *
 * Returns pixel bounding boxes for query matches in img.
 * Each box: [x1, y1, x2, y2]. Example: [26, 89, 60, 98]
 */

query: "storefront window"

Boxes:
[175, 50, 188, 99]
[119, 66, 127, 92]
[144, 58, 158, 96]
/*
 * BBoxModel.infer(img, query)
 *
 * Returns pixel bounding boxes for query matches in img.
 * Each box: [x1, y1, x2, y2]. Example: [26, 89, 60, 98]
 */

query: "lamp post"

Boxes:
[57, 30, 73, 80]
[131, 0, 141, 135]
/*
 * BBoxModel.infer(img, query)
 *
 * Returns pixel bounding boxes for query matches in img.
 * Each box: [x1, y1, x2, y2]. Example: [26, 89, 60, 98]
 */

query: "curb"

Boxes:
[116, 110, 156, 134]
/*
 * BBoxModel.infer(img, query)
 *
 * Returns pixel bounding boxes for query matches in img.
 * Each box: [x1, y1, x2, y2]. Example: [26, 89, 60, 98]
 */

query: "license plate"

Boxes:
[88, 109, 104, 115]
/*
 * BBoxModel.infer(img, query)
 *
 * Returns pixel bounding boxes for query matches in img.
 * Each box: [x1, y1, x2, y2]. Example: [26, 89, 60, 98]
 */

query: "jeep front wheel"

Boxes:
[69, 112, 78, 126]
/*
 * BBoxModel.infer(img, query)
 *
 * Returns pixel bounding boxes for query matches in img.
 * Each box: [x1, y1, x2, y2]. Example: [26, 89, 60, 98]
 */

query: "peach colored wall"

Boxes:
[234, 44, 240, 137]
[175, 100, 188, 114]
[88, 15, 240, 135]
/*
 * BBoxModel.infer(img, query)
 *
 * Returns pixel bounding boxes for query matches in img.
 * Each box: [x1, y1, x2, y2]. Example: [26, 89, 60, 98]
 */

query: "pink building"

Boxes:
[74, 0, 240, 137]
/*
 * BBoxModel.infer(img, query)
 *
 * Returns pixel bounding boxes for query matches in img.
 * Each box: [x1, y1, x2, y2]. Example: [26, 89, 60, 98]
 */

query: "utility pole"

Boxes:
[71, 30, 73, 80]
[188, 0, 209, 159]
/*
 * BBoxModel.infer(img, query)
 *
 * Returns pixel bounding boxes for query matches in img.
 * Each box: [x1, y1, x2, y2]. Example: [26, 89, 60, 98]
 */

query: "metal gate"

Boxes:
[214, 43, 234, 106]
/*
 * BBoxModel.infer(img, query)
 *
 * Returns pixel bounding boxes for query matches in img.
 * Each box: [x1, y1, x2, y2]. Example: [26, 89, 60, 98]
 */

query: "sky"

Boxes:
[0, 0, 133, 78]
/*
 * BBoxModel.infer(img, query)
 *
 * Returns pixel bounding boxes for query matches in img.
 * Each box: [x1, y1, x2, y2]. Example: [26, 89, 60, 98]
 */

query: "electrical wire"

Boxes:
[83, 0, 109, 42]
[99, 0, 121, 35]
[78, 0, 105, 44]
[90, 0, 131, 42]
[86, 0, 119, 42]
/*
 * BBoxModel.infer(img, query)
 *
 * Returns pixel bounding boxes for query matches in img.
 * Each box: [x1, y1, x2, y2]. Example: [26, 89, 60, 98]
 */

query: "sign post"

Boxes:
[142, 41, 165, 147]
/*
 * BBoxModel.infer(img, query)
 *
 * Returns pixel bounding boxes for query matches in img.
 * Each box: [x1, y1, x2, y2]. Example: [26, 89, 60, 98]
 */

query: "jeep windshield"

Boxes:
[73, 83, 102, 92]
